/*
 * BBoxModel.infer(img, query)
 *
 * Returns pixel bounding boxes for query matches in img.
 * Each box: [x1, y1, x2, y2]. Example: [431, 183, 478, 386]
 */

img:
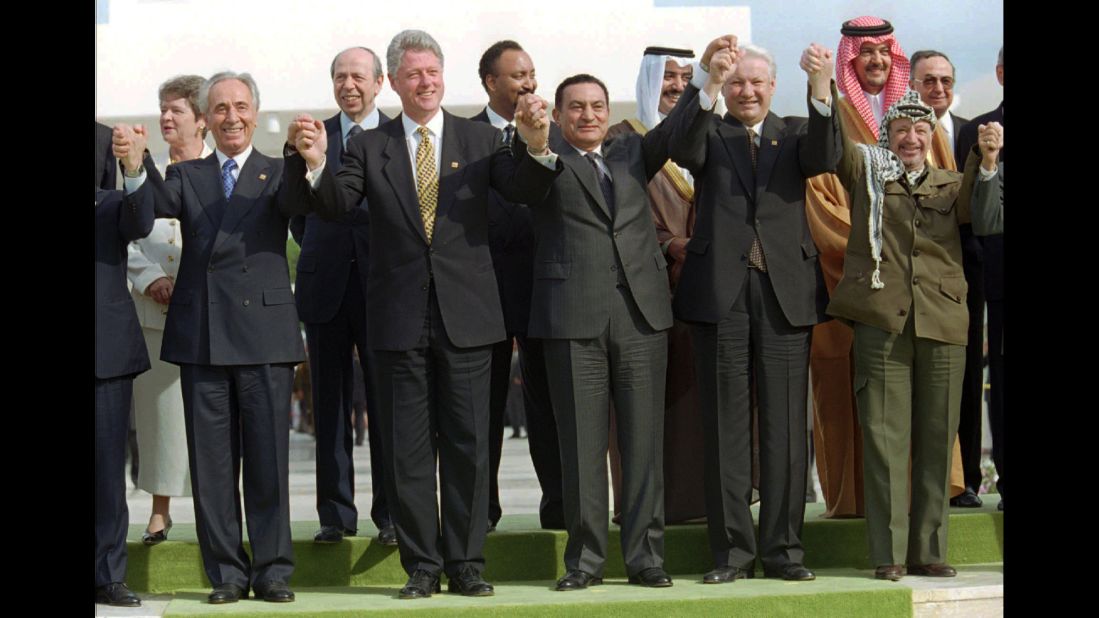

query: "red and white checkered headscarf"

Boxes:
[836, 16, 910, 140]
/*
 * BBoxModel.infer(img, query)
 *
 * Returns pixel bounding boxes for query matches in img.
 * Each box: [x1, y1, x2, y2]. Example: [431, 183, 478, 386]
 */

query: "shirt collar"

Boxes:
[340, 108, 381, 140]
[570, 143, 603, 158]
[215, 144, 253, 170]
[402, 110, 445, 140]
[483, 104, 514, 131]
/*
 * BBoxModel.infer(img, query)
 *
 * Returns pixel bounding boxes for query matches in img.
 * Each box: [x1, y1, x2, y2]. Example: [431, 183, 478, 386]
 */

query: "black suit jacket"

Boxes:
[129, 149, 337, 366]
[508, 127, 675, 339]
[668, 83, 839, 327]
[955, 102, 1004, 302]
[289, 111, 388, 324]
[95, 189, 153, 379]
[282, 110, 556, 351]
[96, 122, 117, 191]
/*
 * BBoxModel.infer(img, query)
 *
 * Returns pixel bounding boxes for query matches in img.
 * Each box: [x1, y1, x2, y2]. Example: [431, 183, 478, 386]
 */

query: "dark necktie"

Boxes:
[346, 124, 363, 147]
[221, 158, 237, 201]
[585, 151, 615, 216]
[745, 128, 767, 272]
[503, 124, 515, 146]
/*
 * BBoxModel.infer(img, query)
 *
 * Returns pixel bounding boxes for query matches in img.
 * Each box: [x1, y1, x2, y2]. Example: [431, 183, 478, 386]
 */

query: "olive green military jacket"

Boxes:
[826, 129, 990, 346]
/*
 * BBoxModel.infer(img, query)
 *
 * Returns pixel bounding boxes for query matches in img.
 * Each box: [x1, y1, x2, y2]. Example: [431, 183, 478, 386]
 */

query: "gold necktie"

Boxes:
[414, 126, 438, 243]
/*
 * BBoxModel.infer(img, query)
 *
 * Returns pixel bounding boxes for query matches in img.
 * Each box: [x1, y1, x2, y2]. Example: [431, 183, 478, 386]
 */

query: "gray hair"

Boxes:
[909, 49, 956, 79]
[330, 47, 384, 81]
[997, 46, 1003, 67]
[738, 43, 776, 80]
[198, 71, 260, 115]
[386, 29, 444, 78]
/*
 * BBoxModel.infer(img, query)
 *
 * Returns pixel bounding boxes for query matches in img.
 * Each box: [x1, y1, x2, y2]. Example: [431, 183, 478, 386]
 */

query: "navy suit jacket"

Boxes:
[289, 110, 388, 324]
[95, 189, 153, 379]
[96, 122, 117, 190]
[129, 149, 343, 365]
[282, 110, 556, 351]
[955, 102, 1003, 302]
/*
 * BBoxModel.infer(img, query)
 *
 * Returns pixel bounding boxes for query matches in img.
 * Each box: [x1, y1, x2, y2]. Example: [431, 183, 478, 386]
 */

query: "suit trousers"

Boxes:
[306, 260, 389, 532]
[95, 376, 133, 587]
[374, 287, 493, 578]
[957, 228, 986, 492]
[543, 285, 667, 577]
[180, 363, 295, 590]
[488, 334, 564, 528]
[691, 268, 811, 572]
[987, 298, 1004, 498]
[853, 316, 963, 567]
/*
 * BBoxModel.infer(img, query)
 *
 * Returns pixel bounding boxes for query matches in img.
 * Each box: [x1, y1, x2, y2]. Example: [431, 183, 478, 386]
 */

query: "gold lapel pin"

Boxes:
[450, 161, 459, 169]
[771, 139, 778, 146]
[258, 173, 268, 181]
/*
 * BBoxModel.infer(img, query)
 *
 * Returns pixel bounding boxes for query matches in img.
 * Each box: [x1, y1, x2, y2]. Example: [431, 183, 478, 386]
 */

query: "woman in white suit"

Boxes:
[127, 75, 212, 544]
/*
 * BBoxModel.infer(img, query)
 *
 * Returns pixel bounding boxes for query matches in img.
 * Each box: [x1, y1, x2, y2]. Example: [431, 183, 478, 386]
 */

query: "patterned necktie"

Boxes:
[347, 124, 363, 147]
[221, 158, 237, 200]
[503, 124, 515, 146]
[414, 126, 439, 243]
[745, 128, 767, 271]
[585, 152, 615, 216]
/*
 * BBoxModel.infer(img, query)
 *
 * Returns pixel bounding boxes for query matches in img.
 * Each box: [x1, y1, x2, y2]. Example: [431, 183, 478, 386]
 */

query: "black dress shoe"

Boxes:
[376, 525, 398, 546]
[142, 516, 173, 546]
[907, 563, 957, 577]
[764, 563, 816, 581]
[703, 566, 753, 584]
[555, 570, 602, 591]
[487, 521, 498, 533]
[208, 583, 246, 604]
[950, 488, 983, 508]
[314, 525, 355, 544]
[399, 569, 441, 599]
[874, 565, 904, 581]
[256, 581, 295, 602]
[95, 582, 141, 607]
[447, 567, 495, 596]
[997, 499, 1004, 511]
[628, 567, 673, 587]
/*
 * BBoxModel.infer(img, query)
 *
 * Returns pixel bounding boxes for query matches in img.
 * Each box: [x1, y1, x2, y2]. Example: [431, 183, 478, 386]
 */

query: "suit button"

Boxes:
[207, 265, 213, 272]
[912, 276, 920, 285]
[914, 219, 922, 228]
[614, 232, 620, 238]
[912, 249, 921, 257]
[243, 299, 250, 306]
[898, 309, 907, 316]
[242, 265, 248, 272]
[610, 265, 618, 271]
[168, 255, 174, 262]
[421, 284, 428, 291]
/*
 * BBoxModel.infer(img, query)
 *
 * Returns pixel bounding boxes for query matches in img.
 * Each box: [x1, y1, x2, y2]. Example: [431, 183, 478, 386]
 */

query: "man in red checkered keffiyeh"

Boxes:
[835, 16, 909, 140]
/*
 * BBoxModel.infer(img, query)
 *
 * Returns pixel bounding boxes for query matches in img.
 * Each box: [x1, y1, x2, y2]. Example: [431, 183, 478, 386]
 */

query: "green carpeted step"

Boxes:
[159, 570, 914, 617]
[127, 501, 1003, 594]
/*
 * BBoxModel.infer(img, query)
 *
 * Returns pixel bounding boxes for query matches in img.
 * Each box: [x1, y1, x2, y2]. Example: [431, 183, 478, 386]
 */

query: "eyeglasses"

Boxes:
[918, 76, 954, 89]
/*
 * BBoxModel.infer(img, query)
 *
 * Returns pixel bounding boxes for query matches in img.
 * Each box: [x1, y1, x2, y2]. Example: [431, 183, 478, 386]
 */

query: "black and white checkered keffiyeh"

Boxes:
[856, 90, 937, 289]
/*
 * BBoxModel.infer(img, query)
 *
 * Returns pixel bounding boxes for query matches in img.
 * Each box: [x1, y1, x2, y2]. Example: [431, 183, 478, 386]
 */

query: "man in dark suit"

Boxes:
[955, 46, 1004, 511]
[471, 39, 565, 532]
[288, 46, 396, 547]
[667, 37, 839, 583]
[281, 30, 555, 599]
[115, 71, 344, 604]
[96, 121, 118, 190]
[95, 187, 154, 608]
[909, 49, 981, 509]
[506, 73, 678, 591]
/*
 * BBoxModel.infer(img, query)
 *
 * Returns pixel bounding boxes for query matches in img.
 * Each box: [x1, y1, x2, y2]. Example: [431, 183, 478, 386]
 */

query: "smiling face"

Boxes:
[658, 60, 693, 115]
[332, 48, 383, 122]
[888, 117, 932, 170]
[206, 79, 256, 157]
[854, 42, 892, 94]
[389, 48, 444, 125]
[722, 56, 775, 127]
[910, 55, 954, 117]
[159, 96, 204, 147]
[553, 82, 609, 152]
[486, 49, 537, 119]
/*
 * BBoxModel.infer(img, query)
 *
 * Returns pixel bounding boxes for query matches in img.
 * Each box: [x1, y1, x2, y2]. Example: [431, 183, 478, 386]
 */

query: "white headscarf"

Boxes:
[636, 53, 694, 131]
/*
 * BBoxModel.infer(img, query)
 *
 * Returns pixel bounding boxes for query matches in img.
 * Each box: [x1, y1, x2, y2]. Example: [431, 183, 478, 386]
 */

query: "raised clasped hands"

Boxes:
[703, 34, 739, 87]
[287, 113, 328, 170]
[800, 43, 834, 99]
[514, 93, 551, 154]
[977, 121, 1003, 169]
[112, 123, 148, 174]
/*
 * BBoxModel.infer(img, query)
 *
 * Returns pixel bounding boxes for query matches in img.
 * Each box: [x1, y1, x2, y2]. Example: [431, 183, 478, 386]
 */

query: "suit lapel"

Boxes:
[436, 110, 465, 226]
[603, 139, 630, 225]
[192, 153, 229, 229]
[716, 117, 756, 202]
[381, 116, 429, 245]
[325, 115, 344, 172]
[212, 151, 272, 255]
[755, 113, 783, 194]
[553, 131, 612, 221]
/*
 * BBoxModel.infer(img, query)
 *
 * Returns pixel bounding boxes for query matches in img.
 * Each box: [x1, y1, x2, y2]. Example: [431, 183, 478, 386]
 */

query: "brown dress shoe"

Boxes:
[907, 563, 957, 577]
[875, 565, 904, 581]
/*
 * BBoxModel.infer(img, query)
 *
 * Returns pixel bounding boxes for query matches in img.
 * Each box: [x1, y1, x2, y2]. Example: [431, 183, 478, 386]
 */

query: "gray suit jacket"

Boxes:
[971, 161, 1003, 236]
[510, 129, 675, 339]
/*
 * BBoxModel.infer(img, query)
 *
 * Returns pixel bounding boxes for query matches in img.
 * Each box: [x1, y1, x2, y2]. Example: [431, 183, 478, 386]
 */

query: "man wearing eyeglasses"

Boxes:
[909, 49, 985, 510]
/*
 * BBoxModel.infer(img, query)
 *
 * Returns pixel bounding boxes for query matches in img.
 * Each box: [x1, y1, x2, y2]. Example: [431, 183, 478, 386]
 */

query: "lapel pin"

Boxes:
[258, 173, 268, 181]
[771, 139, 778, 146]
[450, 161, 459, 169]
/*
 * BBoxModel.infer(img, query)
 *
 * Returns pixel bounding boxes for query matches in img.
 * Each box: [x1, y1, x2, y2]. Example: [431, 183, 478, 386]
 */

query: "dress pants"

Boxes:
[488, 333, 564, 529]
[957, 227, 986, 492]
[691, 268, 811, 572]
[543, 285, 667, 577]
[374, 287, 493, 578]
[853, 316, 964, 567]
[95, 376, 133, 587]
[180, 363, 295, 591]
[987, 298, 1004, 498]
[306, 261, 389, 532]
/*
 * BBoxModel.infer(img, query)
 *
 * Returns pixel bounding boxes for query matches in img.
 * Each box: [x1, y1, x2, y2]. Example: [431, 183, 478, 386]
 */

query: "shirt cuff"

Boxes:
[691, 61, 710, 90]
[530, 150, 558, 169]
[123, 170, 147, 194]
[305, 157, 326, 189]
[978, 164, 998, 181]
[809, 96, 832, 117]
